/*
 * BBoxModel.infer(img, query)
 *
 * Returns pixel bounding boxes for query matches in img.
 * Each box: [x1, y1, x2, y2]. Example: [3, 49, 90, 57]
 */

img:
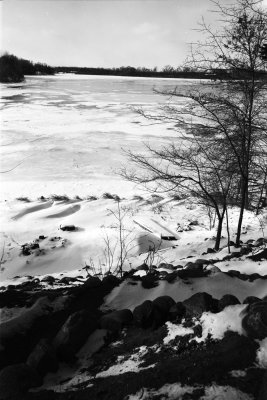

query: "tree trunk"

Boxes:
[236, 179, 248, 246]
[215, 216, 224, 251]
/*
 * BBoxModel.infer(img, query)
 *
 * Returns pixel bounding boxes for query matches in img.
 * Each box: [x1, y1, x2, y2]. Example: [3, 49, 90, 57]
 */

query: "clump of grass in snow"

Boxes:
[102, 192, 120, 201]
[16, 196, 31, 202]
[50, 194, 70, 201]
[87, 195, 98, 201]
[132, 195, 144, 201]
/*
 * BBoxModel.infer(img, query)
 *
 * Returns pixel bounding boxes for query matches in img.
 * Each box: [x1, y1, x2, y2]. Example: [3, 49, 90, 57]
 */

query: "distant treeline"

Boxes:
[0, 53, 54, 83]
[1, 53, 267, 83]
[53, 65, 211, 79]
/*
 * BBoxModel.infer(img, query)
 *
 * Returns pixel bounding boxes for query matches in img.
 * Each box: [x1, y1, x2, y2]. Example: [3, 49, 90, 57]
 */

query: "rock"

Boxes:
[152, 296, 175, 326]
[183, 292, 218, 317]
[258, 369, 267, 400]
[83, 276, 102, 289]
[184, 262, 203, 271]
[41, 275, 56, 284]
[102, 275, 121, 288]
[60, 225, 76, 231]
[254, 237, 267, 247]
[169, 302, 186, 321]
[141, 273, 158, 289]
[218, 294, 240, 311]
[99, 309, 133, 333]
[207, 247, 216, 254]
[243, 296, 261, 305]
[136, 263, 149, 271]
[164, 271, 179, 283]
[248, 249, 267, 261]
[158, 263, 174, 270]
[242, 301, 267, 339]
[53, 309, 98, 361]
[194, 259, 210, 266]
[0, 296, 67, 368]
[205, 264, 221, 273]
[133, 300, 155, 329]
[59, 276, 77, 285]
[0, 363, 41, 398]
[26, 338, 58, 377]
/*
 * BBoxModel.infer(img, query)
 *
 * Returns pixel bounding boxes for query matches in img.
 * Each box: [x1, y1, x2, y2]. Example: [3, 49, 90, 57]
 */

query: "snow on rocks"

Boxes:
[95, 346, 154, 378]
[163, 322, 194, 344]
[127, 384, 253, 400]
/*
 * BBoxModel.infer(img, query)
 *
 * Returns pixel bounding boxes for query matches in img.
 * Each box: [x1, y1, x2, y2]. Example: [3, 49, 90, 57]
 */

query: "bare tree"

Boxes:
[122, 0, 267, 248]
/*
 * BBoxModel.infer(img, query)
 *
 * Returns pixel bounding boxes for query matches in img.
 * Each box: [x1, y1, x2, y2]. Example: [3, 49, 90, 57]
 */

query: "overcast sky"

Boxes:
[1, 0, 266, 68]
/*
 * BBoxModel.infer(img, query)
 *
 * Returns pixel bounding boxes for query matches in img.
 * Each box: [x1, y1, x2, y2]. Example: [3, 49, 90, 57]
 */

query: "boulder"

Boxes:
[164, 271, 179, 283]
[169, 302, 186, 321]
[136, 263, 149, 271]
[60, 225, 76, 231]
[151, 296, 176, 326]
[99, 309, 133, 333]
[152, 296, 175, 315]
[205, 265, 221, 273]
[83, 276, 102, 289]
[248, 249, 267, 262]
[243, 296, 261, 305]
[0, 363, 41, 399]
[258, 369, 267, 400]
[102, 275, 121, 288]
[26, 338, 58, 377]
[0, 296, 67, 368]
[133, 300, 155, 329]
[141, 273, 158, 289]
[41, 275, 56, 284]
[53, 309, 98, 361]
[158, 263, 174, 270]
[242, 301, 267, 339]
[183, 292, 218, 317]
[184, 262, 203, 271]
[218, 294, 240, 311]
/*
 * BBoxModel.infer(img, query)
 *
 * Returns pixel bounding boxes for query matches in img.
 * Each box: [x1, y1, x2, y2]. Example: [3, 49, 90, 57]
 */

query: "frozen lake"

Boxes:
[0, 74, 199, 200]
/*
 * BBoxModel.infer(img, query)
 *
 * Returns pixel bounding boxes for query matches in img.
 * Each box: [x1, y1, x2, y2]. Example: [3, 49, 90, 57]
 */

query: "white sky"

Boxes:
[0, 0, 267, 68]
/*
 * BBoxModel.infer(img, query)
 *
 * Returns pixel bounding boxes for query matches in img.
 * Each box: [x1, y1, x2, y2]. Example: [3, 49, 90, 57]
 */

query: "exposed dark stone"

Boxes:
[194, 259, 211, 266]
[242, 301, 267, 339]
[153, 296, 175, 314]
[0, 363, 41, 399]
[0, 296, 68, 369]
[243, 296, 261, 305]
[248, 249, 267, 261]
[99, 309, 133, 332]
[102, 275, 121, 288]
[184, 262, 203, 271]
[218, 294, 240, 311]
[158, 263, 174, 270]
[207, 248, 216, 254]
[258, 369, 267, 400]
[58, 276, 78, 285]
[141, 273, 159, 289]
[152, 296, 176, 326]
[83, 276, 102, 289]
[133, 300, 155, 329]
[164, 271, 179, 283]
[254, 237, 267, 247]
[26, 338, 58, 377]
[169, 302, 186, 321]
[41, 275, 56, 284]
[53, 309, 98, 362]
[183, 292, 218, 317]
[60, 225, 76, 231]
[136, 263, 149, 271]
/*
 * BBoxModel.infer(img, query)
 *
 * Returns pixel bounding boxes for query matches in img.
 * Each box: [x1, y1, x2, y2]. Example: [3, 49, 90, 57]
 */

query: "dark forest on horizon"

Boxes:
[1, 51, 267, 83]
